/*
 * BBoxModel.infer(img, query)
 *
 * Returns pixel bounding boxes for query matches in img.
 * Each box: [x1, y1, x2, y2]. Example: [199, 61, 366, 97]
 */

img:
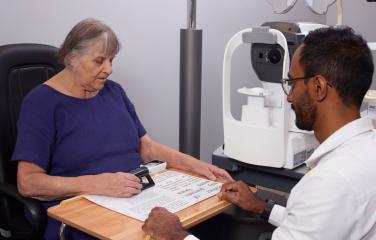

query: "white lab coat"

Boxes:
[185, 118, 376, 240]
[270, 117, 376, 240]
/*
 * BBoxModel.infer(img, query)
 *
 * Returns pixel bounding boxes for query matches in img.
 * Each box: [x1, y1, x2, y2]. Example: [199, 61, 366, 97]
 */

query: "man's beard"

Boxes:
[292, 91, 316, 131]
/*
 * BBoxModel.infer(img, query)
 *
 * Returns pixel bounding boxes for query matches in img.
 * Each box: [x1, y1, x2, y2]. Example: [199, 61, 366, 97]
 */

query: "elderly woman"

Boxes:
[12, 18, 231, 240]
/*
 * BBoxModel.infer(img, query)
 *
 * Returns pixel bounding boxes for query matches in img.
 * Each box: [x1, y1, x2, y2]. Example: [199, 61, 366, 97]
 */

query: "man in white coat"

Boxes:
[142, 26, 376, 240]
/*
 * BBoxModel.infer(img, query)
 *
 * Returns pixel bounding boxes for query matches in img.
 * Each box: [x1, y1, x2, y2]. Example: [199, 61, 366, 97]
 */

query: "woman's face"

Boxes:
[70, 41, 114, 92]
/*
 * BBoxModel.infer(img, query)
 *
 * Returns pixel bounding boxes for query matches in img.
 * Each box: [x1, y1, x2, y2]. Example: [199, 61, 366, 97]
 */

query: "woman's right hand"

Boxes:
[92, 172, 142, 197]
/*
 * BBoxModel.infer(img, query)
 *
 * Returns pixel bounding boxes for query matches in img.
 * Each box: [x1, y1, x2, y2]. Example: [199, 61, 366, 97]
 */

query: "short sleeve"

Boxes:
[118, 86, 147, 138]
[11, 94, 55, 171]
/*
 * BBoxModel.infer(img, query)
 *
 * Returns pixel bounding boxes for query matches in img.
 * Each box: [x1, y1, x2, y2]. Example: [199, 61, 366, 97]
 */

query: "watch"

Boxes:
[260, 199, 275, 221]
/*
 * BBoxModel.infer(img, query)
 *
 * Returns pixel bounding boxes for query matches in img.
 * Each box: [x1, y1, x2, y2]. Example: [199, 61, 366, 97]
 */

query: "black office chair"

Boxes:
[0, 44, 62, 240]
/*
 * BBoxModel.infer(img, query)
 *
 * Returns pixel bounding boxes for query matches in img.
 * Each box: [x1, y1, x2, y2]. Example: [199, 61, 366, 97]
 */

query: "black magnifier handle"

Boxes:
[142, 175, 155, 190]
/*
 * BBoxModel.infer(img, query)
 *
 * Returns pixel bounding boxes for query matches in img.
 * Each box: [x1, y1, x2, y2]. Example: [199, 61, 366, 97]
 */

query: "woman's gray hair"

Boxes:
[57, 18, 120, 67]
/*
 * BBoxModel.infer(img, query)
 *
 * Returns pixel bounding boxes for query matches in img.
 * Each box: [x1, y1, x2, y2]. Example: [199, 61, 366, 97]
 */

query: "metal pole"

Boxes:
[179, 0, 202, 159]
[187, 0, 196, 29]
[59, 223, 66, 240]
[336, 0, 343, 26]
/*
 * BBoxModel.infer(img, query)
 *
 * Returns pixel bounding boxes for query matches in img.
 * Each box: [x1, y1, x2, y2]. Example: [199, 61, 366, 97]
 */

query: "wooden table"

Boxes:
[48, 173, 232, 240]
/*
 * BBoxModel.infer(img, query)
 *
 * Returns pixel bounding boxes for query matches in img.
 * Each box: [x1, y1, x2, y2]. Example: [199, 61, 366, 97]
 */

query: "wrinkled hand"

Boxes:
[190, 159, 233, 182]
[218, 181, 265, 214]
[92, 172, 142, 197]
[142, 207, 188, 240]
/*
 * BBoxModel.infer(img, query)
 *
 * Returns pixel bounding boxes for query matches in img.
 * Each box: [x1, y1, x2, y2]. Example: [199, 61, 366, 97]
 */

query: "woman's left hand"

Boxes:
[189, 159, 234, 182]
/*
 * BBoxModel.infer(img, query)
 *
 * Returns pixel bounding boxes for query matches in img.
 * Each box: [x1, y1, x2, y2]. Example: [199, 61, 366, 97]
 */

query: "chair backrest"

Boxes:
[0, 43, 62, 186]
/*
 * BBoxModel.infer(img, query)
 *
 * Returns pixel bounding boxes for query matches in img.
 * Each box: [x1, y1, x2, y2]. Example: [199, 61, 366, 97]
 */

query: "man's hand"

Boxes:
[142, 207, 188, 240]
[218, 181, 266, 214]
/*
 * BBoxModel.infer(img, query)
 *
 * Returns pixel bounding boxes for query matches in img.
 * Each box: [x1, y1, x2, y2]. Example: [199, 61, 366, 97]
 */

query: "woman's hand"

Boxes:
[138, 135, 233, 182]
[91, 172, 142, 197]
[17, 161, 142, 200]
[189, 159, 233, 182]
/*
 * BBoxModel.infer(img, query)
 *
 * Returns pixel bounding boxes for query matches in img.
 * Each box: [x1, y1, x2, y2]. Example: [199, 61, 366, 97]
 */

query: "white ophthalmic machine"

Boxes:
[222, 22, 327, 169]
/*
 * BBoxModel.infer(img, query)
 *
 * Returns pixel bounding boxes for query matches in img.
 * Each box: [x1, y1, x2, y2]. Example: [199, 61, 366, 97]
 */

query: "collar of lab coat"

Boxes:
[305, 117, 374, 169]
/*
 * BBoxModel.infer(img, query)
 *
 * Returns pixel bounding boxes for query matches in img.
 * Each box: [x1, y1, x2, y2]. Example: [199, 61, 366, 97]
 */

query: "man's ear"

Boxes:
[311, 75, 328, 102]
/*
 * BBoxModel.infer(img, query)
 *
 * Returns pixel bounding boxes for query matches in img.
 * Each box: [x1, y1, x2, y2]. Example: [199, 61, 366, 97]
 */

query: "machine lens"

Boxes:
[267, 49, 282, 64]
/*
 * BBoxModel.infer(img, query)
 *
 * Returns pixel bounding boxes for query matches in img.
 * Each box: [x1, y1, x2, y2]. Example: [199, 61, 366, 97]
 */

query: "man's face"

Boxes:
[287, 46, 316, 131]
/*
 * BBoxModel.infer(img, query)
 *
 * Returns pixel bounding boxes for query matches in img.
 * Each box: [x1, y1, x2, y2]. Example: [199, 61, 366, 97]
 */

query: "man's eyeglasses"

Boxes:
[280, 76, 313, 96]
[281, 75, 333, 96]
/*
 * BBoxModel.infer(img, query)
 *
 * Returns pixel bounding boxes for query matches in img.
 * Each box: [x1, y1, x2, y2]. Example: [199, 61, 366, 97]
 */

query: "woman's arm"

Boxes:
[139, 135, 232, 181]
[17, 161, 142, 201]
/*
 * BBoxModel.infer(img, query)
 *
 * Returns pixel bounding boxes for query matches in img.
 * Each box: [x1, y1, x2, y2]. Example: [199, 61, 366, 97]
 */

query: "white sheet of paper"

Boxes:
[84, 170, 222, 221]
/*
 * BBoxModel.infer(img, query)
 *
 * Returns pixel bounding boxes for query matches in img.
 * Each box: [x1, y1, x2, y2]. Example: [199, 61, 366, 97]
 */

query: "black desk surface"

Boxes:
[212, 147, 308, 193]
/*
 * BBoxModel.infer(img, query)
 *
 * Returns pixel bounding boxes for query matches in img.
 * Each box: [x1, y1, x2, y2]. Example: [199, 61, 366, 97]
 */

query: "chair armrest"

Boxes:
[0, 183, 46, 239]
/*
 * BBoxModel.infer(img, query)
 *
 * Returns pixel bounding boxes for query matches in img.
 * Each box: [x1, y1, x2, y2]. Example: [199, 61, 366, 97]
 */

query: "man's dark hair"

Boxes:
[300, 26, 374, 107]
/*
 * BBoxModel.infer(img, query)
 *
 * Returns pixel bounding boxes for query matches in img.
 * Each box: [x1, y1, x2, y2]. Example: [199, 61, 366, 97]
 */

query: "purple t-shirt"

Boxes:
[12, 80, 146, 240]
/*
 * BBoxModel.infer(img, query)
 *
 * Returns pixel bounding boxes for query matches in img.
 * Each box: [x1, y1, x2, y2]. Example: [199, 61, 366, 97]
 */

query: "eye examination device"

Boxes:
[222, 22, 326, 169]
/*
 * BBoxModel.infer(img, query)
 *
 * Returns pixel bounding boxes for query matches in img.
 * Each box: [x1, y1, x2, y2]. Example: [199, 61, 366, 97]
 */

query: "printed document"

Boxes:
[85, 170, 222, 221]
